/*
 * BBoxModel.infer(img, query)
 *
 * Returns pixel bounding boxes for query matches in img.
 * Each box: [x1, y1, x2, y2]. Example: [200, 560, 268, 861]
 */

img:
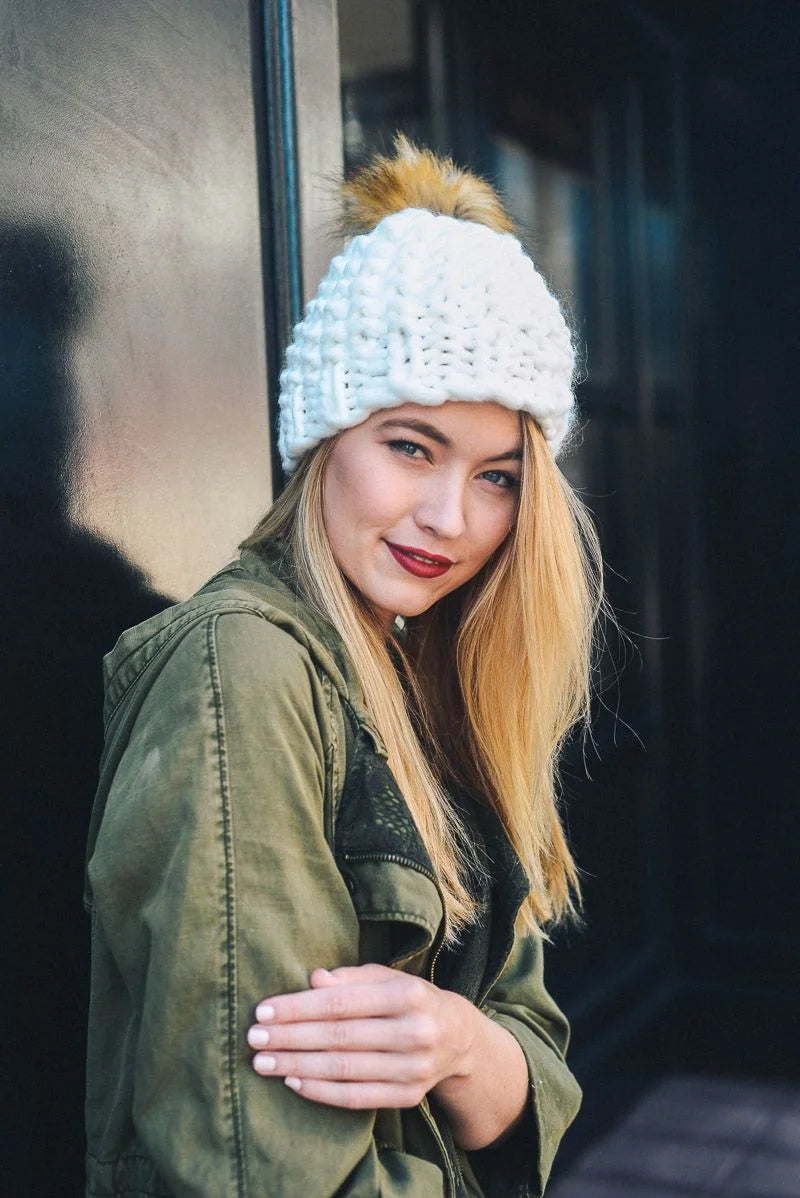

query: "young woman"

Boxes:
[84, 138, 603, 1198]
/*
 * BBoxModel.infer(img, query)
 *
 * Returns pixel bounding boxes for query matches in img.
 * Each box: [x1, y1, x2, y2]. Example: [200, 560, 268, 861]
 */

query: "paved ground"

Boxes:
[549, 1074, 800, 1197]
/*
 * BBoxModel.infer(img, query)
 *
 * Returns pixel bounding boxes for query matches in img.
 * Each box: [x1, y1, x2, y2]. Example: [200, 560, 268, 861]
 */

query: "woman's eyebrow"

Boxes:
[377, 418, 521, 462]
[376, 418, 451, 446]
[483, 447, 522, 463]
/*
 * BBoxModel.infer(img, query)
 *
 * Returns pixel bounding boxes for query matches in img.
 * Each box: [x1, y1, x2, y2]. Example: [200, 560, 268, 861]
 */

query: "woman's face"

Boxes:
[322, 400, 522, 630]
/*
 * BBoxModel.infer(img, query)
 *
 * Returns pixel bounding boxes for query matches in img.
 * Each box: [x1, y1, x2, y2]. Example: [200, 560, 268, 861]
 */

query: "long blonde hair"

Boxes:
[242, 413, 604, 939]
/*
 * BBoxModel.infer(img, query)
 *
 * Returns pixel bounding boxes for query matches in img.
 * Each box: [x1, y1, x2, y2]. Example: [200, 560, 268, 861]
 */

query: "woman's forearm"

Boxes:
[431, 996, 529, 1151]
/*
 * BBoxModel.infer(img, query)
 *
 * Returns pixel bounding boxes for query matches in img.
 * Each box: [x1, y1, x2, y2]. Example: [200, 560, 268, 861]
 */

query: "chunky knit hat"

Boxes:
[278, 137, 576, 473]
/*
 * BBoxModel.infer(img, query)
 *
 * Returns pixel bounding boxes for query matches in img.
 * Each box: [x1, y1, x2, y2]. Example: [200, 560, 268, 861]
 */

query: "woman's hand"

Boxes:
[247, 963, 480, 1111]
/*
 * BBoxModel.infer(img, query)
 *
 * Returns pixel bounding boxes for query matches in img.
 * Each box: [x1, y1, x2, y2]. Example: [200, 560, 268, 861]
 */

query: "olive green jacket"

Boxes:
[84, 542, 581, 1198]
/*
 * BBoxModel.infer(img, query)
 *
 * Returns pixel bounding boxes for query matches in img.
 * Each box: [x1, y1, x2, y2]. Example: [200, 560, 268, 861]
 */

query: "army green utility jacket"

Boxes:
[84, 541, 581, 1198]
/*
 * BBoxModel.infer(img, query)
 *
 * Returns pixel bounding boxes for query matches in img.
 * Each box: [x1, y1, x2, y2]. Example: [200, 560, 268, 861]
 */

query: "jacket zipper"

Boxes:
[420, 1096, 460, 1198]
[427, 920, 445, 985]
[342, 850, 438, 884]
[426, 912, 467, 1195]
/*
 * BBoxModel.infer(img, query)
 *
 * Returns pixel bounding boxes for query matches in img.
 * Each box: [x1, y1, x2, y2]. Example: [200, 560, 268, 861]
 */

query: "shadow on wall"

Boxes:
[1, 221, 170, 1190]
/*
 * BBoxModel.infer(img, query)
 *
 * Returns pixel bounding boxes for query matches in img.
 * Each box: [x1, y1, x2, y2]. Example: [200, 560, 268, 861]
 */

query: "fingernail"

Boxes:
[285, 1077, 302, 1092]
[256, 1003, 275, 1021]
[248, 1027, 270, 1049]
[254, 1054, 276, 1073]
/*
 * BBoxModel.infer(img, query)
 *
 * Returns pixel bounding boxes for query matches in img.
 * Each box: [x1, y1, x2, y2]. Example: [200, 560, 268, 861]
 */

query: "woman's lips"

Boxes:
[385, 541, 454, 579]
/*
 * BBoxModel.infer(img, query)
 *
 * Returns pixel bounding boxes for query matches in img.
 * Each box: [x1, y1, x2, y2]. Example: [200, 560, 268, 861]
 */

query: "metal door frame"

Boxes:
[258, 0, 343, 491]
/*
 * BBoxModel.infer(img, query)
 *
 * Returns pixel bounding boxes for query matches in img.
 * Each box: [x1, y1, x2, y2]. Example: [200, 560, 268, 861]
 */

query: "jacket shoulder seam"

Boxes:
[206, 614, 248, 1198]
[105, 599, 331, 729]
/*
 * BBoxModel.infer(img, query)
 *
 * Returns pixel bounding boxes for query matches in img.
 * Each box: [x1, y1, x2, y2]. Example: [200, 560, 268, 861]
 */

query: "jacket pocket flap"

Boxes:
[340, 856, 443, 965]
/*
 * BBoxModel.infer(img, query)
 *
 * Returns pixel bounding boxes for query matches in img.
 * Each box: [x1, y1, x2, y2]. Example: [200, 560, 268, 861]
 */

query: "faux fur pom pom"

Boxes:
[340, 133, 516, 239]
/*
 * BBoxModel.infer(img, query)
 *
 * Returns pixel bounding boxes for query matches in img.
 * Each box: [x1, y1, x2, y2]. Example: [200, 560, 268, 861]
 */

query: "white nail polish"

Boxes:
[285, 1077, 302, 1092]
[256, 1054, 276, 1072]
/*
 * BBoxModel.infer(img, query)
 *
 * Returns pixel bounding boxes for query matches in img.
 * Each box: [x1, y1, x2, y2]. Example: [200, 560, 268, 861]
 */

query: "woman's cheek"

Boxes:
[354, 457, 405, 519]
[473, 498, 516, 558]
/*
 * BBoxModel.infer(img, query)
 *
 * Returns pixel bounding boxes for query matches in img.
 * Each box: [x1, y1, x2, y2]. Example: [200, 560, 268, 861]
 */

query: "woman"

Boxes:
[84, 138, 603, 1198]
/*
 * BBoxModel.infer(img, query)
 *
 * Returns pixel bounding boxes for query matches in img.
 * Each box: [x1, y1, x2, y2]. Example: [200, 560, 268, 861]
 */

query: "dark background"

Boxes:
[339, 0, 800, 1162]
[2, 0, 797, 1192]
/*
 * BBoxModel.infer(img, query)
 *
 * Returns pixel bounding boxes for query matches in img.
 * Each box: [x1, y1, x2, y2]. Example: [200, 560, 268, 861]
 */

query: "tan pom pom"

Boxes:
[340, 133, 516, 239]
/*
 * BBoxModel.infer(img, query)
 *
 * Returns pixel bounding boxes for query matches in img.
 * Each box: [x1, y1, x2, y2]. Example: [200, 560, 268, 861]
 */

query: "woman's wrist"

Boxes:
[430, 998, 529, 1151]
[432, 991, 483, 1090]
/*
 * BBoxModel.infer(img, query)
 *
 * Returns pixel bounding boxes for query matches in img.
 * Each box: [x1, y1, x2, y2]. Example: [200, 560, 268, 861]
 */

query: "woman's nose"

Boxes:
[414, 475, 467, 541]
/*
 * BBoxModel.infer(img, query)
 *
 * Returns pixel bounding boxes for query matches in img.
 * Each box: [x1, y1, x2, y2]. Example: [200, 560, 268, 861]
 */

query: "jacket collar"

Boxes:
[223, 541, 388, 755]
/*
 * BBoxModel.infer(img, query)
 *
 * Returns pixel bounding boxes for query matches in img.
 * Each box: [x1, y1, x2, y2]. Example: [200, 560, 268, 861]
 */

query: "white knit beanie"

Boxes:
[278, 164, 576, 474]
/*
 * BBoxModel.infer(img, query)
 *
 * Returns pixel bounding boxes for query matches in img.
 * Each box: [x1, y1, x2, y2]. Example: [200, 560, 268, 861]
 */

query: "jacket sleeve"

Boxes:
[87, 612, 446, 1198]
[465, 933, 582, 1198]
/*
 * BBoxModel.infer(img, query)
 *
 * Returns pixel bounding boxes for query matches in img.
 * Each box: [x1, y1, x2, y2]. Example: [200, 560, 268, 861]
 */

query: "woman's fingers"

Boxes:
[252, 1049, 430, 1085]
[248, 1015, 423, 1053]
[282, 1078, 425, 1110]
[255, 974, 421, 1025]
[248, 968, 468, 1109]
[309, 964, 396, 986]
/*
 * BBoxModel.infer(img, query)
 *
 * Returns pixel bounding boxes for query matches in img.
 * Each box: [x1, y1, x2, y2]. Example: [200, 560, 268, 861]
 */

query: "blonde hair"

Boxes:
[242, 414, 604, 939]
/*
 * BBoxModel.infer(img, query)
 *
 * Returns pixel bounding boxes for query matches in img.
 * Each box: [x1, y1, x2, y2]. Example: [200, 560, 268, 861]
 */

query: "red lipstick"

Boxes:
[385, 542, 454, 579]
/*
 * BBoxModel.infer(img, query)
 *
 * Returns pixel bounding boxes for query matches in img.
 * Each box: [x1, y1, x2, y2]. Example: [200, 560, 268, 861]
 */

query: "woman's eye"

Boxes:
[387, 439, 428, 459]
[480, 469, 520, 491]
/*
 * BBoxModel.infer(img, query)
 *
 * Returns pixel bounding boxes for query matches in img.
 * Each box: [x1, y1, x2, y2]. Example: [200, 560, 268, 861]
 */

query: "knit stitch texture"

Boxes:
[278, 208, 575, 472]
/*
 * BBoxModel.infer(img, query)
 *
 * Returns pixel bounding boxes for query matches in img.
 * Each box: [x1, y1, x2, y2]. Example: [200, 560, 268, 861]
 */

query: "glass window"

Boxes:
[492, 120, 618, 392]
[338, 0, 424, 169]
